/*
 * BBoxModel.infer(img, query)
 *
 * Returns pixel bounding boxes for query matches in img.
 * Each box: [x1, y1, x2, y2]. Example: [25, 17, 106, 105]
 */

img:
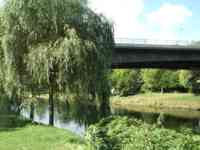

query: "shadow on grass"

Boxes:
[0, 114, 31, 132]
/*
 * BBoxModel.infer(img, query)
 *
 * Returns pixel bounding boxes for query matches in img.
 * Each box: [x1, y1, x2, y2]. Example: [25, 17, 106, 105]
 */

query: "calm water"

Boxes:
[21, 100, 102, 136]
[21, 99, 200, 136]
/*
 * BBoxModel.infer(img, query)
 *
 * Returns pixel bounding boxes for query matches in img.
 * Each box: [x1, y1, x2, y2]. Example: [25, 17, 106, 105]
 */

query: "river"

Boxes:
[21, 99, 200, 136]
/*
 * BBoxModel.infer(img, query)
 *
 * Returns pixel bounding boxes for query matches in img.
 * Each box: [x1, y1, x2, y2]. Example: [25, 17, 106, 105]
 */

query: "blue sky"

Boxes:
[0, 0, 199, 41]
[89, 0, 200, 41]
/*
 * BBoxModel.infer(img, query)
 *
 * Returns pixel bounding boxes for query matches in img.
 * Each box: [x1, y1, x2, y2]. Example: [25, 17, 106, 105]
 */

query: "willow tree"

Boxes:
[2, 0, 114, 125]
[0, 11, 5, 93]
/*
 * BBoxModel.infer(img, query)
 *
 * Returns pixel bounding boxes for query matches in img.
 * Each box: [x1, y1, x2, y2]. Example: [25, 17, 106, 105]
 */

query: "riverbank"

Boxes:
[111, 93, 200, 111]
[0, 122, 86, 150]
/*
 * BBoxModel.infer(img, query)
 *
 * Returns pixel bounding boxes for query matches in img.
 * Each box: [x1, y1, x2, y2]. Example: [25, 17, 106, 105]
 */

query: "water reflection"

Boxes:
[112, 104, 200, 119]
[20, 99, 200, 136]
[21, 99, 102, 136]
[112, 106, 200, 134]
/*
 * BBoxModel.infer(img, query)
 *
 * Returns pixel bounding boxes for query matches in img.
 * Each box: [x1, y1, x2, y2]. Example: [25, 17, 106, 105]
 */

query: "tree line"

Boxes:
[110, 69, 200, 96]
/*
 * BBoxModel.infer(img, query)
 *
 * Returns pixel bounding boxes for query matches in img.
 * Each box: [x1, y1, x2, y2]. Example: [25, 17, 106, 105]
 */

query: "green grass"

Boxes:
[0, 123, 86, 150]
[111, 93, 200, 110]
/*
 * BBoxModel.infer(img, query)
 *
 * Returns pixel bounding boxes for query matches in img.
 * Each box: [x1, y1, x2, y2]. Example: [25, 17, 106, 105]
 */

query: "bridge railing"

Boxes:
[115, 38, 191, 46]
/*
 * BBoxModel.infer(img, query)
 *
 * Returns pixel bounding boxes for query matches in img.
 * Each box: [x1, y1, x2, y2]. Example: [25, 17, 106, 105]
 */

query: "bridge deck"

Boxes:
[112, 43, 200, 69]
[115, 43, 200, 51]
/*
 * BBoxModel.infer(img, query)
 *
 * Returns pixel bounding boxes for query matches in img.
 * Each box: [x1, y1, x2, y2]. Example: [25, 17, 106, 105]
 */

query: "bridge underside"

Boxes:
[112, 45, 200, 69]
[112, 61, 200, 69]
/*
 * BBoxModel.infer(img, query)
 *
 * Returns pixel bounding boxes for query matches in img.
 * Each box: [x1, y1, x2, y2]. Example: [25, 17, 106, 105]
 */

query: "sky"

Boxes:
[0, 0, 200, 41]
[89, 0, 200, 41]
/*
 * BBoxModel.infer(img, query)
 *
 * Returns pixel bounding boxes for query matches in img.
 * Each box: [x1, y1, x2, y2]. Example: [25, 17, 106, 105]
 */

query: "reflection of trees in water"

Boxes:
[0, 98, 11, 114]
[23, 98, 108, 127]
[0, 96, 29, 128]
[34, 98, 48, 120]
[112, 107, 200, 133]
[55, 100, 102, 126]
[141, 113, 158, 124]
[112, 108, 158, 124]
[0, 95, 23, 115]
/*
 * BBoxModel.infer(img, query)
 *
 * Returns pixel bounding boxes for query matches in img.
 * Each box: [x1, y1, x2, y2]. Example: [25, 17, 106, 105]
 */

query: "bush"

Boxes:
[86, 116, 200, 150]
[110, 69, 142, 96]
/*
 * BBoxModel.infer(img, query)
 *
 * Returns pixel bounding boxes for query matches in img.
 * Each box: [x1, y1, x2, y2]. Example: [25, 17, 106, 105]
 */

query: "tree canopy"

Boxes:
[1, 0, 114, 123]
[110, 69, 142, 96]
[2, 0, 113, 96]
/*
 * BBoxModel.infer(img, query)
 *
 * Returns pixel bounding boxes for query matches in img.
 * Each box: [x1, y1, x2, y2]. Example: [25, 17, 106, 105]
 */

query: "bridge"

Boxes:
[112, 39, 200, 69]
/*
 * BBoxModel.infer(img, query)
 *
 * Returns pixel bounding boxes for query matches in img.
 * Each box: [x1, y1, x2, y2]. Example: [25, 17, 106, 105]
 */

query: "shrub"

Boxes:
[86, 116, 200, 150]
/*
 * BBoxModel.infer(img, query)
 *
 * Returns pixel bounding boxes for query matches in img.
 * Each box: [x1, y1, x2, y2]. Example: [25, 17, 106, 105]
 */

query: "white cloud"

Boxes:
[89, 1, 192, 41]
[148, 3, 192, 30]
[89, 0, 145, 39]
[146, 3, 192, 40]
[0, 0, 193, 41]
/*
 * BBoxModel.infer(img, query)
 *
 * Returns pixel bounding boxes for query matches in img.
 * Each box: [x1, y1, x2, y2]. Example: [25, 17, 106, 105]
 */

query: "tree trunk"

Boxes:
[161, 88, 164, 94]
[99, 95, 110, 118]
[49, 85, 54, 126]
[30, 101, 34, 121]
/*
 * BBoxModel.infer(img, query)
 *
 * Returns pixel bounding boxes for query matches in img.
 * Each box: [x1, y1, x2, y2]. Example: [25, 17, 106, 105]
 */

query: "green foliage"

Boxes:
[110, 69, 198, 95]
[108, 68, 200, 95]
[141, 69, 179, 92]
[1, 0, 114, 105]
[178, 69, 200, 94]
[189, 70, 200, 94]
[141, 69, 162, 92]
[160, 70, 179, 90]
[0, 95, 12, 113]
[86, 116, 200, 150]
[0, 10, 4, 37]
[0, 12, 5, 93]
[110, 69, 142, 96]
[178, 70, 193, 91]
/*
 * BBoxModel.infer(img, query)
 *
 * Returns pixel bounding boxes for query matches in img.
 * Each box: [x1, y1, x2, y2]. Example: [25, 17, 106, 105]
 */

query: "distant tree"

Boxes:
[159, 70, 179, 92]
[110, 69, 142, 96]
[189, 70, 200, 94]
[141, 69, 179, 93]
[141, 69, 163, 92]
[2, 0, 114, 125]
[188, 42, 200, 94]
[178, 70, 192, 92]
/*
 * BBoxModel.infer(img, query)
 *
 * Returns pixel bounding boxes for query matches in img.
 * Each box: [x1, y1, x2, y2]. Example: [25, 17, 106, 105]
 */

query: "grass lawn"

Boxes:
[111, 93, 200, 110]
[0, 123, 86, 150]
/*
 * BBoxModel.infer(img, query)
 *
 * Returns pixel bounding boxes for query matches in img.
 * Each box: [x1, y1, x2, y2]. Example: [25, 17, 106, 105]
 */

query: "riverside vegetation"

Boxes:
[1, 0, 200, 150]
[86, 116, 200, 150]
[0, 0, 113, 149]
[1, 115, 200, 150]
